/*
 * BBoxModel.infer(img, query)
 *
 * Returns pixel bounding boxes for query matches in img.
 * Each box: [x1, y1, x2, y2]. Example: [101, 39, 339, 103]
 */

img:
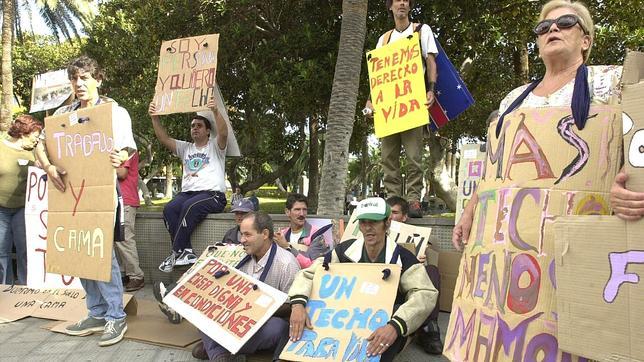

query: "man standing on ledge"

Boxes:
[365, 0, 438, 218]
[149, 97, 228, 273]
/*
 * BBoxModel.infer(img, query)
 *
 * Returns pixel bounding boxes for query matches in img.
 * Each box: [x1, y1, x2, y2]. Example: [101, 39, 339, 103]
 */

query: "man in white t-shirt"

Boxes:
[365, 0, 438, 218]
[149, 98, 228, 273]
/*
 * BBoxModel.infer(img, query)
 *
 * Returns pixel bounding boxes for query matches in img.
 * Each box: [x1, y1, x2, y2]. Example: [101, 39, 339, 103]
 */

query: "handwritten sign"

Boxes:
[280, 263, 401, 362]
[444, 106, 621, 361]
[178, 244, 247, 284]
[164, 257, 287, 354]
[153, 34, 219, 115]
[24, 167, 81, 289]
[44, 103, 116, 282]
[456, 144, 486, 223]
[0, 284, 85, 323]
[366, 33, 429, 138]
[29, 69, 73, 113]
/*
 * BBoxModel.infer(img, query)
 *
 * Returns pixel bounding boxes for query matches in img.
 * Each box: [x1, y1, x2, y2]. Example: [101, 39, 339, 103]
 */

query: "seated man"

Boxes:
[193, 212, 301, 360]
[149, 99, 228, 272]
[287, 198, 437, 361]
[221, 198, 254, 245]
[386, 196, 443, 355]
[274, 193, 330, 268]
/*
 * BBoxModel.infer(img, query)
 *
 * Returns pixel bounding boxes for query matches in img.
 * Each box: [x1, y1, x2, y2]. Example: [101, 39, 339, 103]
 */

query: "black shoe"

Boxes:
[417, 320, 443, 355]
[153, 281, 182, 324]
[192, 341, 208, 360]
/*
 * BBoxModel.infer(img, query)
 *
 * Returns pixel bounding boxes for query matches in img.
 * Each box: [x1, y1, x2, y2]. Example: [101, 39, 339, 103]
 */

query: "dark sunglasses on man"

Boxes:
[533, 14, 588, 36]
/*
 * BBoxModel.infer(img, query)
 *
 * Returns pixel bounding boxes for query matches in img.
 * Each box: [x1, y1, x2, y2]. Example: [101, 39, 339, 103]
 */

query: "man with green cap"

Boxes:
[284, 197, 438, 361]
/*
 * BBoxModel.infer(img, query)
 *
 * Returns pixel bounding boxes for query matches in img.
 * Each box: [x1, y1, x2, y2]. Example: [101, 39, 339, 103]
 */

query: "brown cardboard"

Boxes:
[153, 34, 219, 115]
[124, 299, 200, 348]
[44, 103, 116, 282]
[553, 51, 644, 361]
[438, 250, 461, 312]
[455, 143, 486, 223]
[280, 263, 402, 362]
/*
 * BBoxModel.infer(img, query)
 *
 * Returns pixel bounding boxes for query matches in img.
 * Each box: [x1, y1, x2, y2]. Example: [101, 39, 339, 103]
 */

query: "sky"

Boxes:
[16, 0, 96, 37]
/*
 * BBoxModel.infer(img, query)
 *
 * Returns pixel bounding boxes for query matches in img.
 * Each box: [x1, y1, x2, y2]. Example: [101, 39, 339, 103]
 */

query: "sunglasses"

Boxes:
[533, 14, 588, 36]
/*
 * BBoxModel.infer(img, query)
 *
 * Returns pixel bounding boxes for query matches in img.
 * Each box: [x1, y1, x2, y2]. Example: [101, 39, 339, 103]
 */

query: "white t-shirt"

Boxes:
[376, 23, 438, 57]
[175, 138, 226, 192]
[498, 65, 623, 114]
[289, 230, 303, 248]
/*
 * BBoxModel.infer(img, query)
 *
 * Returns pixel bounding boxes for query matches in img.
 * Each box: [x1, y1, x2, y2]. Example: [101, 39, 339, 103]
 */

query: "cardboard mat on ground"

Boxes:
[153, 34, 219, 115]
[553, 51, 644, 361]
[280, 263, 401, 362]
[164, 256, 288, 354]
[366, 32, 429, 138]
[44, 103, 116, 282]
[25, 166, 82, 289]
[0, 285, 135, 324]
[443, 92, 622, 359]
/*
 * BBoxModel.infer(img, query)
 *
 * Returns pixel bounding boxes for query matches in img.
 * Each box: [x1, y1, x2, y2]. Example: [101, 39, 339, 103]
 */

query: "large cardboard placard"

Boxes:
[340, 213, 431, 258]
[455, 143, 486, 223]
[44, 103, 116, 282]
[24, 167, 82, 289]
[153, 34, 219, 115]
[164, 257, 287, 354]
[553, 51, 644, 361]
[366, 33, 429, 138]
[444, 104, 622, 361]
[30, 69, 73, 113]
[280, 263, 401, 361]
[178, 244, 247, 284]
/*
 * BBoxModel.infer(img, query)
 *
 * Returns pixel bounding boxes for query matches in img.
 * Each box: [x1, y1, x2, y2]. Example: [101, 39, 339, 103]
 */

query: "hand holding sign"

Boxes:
[289, 303, 313, 342]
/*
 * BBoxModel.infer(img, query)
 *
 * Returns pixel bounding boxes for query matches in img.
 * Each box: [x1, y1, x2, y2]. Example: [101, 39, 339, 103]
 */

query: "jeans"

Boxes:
[201, 316, 288, 359]
[0, 206, 27, 285]
[81, 250, 126, 321]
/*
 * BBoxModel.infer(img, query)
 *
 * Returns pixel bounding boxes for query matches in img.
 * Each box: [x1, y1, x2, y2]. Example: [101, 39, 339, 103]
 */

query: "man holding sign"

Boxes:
[287, 198, 437, 360]
[34, 55, 136, 346]
[149, 97, 228, 273]
[193, 212, 301, 360]
[365, 0, 438, 218]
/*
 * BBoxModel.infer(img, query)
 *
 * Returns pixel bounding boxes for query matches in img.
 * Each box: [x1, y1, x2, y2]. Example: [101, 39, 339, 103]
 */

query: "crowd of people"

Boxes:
[1, 0, 644, 361]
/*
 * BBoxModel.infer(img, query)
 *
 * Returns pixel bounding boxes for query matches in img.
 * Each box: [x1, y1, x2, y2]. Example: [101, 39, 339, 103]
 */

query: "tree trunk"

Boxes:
[138, 176, 153, 206]
[317, 0, 368, 216]
[513, 44, 529, 83]
[426, 133, 457, 211]
[164, 163, 174, 199]
[360, 135, 368, 198]
[1, 0, 14, 131]
[307, 116, 320, 213]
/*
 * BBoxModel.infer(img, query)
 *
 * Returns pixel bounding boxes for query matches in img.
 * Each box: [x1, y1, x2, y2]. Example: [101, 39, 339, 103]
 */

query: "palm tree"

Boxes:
[0, 0, 93, 130]
[317, 0, 369, 216]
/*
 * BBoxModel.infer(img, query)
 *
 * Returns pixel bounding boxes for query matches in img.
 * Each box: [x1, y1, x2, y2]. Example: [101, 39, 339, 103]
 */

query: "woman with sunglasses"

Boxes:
[453, 0, 642, 251]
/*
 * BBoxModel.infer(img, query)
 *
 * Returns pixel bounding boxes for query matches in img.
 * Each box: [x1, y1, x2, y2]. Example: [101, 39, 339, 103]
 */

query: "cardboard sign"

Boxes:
[366, 33, 429, 138]
[30, 69, 73, 113]
[44, 103, 116, 282]
[340, 212, 431, 258]
[444, 104, 622, 361]
[455, 143, 486, 223]
[553, 51, 644, 361]
[24, 167, 82, 289]
[178, 244, 247, 284]
[153, 34, 219, 115]
[164, 257, 288, 354]
[196, 84, 241, 157]
[280, 263, 401, 362]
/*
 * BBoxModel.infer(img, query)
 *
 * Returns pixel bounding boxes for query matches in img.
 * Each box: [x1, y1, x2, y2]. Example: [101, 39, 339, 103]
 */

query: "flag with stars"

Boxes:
[428, 37, 474, 131]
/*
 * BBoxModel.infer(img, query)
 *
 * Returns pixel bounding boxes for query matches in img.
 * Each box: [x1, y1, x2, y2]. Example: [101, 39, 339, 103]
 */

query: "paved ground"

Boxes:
[0, 285, 449, 361]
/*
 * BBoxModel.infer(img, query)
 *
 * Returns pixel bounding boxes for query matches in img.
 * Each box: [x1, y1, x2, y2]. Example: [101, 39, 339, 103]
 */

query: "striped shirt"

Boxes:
[239, 243, 300, 293]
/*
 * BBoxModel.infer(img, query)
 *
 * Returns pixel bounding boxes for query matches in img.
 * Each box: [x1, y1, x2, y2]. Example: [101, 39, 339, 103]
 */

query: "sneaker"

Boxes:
[153, 281, 182, 324]
[408, 200, 423, 218]
[125, 277, 145, 292]
[175, 248, 197, 266]
[159, 251, 178, 272]
[98, 319, 128, 347]
[65, 316, 106, 336]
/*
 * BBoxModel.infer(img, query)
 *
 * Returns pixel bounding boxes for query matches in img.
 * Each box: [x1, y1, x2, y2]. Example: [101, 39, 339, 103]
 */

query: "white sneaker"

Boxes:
[175, 249, 197, 266]
[159, 251, 177, 273]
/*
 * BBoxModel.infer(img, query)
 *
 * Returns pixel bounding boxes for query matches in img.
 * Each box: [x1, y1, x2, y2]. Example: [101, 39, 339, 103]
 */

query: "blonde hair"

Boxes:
[538, 0, 594, 62]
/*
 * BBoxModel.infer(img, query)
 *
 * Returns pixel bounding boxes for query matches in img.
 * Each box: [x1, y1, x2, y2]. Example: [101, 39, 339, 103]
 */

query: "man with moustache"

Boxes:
[192, 212, 301, 361]
[287, 198, 437, 361]
[274, 193, 329, 268]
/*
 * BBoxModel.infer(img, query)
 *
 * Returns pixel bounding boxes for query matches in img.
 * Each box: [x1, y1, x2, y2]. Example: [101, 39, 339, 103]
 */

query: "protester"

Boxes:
[453, 0, 626, 250]
[386, 196, 443, 354]
[230, 185, 243, 206]
[365, 0, 438, 218]
[192, 212, 301, 360]
[35, 55, 136, 346]
[274, 193, 330, 268]
[149, 99, 228, 273]
[247, 190, 260, 211]
[0, 115, 42, 285]
[115, 151, 145, 292]
[287, 197, 437, 361]
[221, 198, 254, 244]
